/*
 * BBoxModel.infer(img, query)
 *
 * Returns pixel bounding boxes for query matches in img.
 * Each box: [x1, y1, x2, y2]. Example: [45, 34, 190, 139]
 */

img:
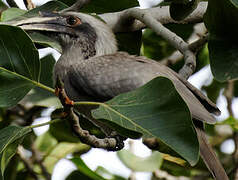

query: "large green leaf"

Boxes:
[204, 0, 238, 37]
[43, 142, 90, 173]
[95, 166, 126, 180]
[1, 8, 26, 22]
[0, 126, 31, 154]
[0, 1, 7, 17]
[0, 25, 40, 107]
[28, 32, 62, 53]
[208, 36, 238, 82]
[117, 150, 163, 172]
[0, 125, 31, 176]
[1, 138, 22, 176]
[92, 77, 199, 166]
[204, 0, 238, 81]
[80, 0, 139, 13]
[70, 157, 106, 180]
[15, 1, 68, 20]
[21, 55, 61, 107]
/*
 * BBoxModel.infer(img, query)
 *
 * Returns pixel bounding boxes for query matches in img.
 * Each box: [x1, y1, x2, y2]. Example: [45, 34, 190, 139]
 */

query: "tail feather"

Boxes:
[196, 127, 229, 180]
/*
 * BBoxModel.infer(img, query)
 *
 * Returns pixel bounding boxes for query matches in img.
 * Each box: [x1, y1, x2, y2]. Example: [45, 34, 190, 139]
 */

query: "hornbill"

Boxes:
[12, 11, 228, 179]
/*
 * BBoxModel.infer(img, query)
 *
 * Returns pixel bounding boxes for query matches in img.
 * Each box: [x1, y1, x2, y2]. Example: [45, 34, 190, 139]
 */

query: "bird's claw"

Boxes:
[107, 134, 127, 151]
[55, 86, 74, 107]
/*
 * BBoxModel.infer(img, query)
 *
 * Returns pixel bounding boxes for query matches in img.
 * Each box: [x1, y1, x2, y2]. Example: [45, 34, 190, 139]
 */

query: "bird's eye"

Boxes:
[66, 16, 81, 26]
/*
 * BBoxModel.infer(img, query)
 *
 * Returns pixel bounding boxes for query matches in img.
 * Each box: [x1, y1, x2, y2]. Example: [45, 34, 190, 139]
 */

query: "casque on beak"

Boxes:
[1, 11, 78, 36]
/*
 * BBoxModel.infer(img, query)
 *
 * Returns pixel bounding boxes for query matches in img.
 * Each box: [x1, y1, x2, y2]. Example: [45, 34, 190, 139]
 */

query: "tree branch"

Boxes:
[114, 7, 195, 79]
[23, 0, 35, 10]
[99, 2, 207, 33]
[31, 145, 51, 180]
[55, 77, 124, 151]
[17, 146, 38, 180]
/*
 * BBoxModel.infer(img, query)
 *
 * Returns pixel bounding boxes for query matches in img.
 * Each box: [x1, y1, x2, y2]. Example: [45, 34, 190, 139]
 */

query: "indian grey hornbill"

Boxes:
[13, 11, 228, 179]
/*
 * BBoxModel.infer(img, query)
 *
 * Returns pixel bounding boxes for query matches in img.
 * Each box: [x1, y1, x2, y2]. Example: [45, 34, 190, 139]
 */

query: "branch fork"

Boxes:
[55, 76, 124, 151]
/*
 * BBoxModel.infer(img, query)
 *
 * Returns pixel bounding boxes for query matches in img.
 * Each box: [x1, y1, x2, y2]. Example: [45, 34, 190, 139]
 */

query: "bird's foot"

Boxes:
[55, 87, 74, 106]
[107, 134, 127, 151]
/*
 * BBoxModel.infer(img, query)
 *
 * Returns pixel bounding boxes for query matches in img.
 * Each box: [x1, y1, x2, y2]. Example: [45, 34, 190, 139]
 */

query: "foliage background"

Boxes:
[0, 0, 237, 179]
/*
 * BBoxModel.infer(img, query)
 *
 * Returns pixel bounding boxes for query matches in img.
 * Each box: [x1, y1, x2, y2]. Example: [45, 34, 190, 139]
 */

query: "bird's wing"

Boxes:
[68, 52, 218, 124]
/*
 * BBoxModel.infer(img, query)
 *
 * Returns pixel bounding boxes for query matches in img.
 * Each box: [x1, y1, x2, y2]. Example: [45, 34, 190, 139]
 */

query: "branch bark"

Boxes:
[99, 2, 207, 33]
[23, 0, 35, 10]
[55, 77, 124, 151]
[114, 7, 196, 79]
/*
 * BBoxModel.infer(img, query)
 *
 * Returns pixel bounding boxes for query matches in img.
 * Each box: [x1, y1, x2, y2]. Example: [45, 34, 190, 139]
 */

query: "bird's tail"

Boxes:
[195, 127, 229, 180]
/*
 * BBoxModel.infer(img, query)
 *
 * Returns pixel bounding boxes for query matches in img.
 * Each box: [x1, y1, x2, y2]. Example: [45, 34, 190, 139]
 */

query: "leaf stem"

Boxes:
[29, 119, 63, 129]
[74, 101, 102, 106]
[34, 82, 55, 93]
[0, 67, 55, 93]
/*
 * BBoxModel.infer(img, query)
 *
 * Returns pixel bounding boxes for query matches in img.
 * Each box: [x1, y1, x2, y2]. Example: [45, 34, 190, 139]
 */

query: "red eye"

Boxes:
[66, 16, 81, 26]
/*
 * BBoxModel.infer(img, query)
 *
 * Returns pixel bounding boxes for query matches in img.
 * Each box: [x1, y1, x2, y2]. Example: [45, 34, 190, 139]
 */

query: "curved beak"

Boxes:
[1, 12, 76, 35]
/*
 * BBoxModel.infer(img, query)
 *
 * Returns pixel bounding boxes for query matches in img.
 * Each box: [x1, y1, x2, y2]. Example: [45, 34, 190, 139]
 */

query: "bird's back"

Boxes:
[64, 52, 219, 124]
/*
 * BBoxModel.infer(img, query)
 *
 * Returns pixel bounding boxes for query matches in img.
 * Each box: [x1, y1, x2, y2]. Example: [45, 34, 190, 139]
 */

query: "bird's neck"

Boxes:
[62, 39, 97, 62]
[59, 39, 118, 65]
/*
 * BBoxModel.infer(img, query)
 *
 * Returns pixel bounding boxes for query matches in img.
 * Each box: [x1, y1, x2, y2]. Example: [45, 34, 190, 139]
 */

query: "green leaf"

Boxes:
[95, 166, 126, 180]
[0, 25, 40, 107]
[92, 77, 199, 166]
[28, 32, 62, 53]
[0, 125, 31, 176]
[1, 138, 22, 176]
[204, 0, 238, 81]
[15, 1, 68, 20]
[20, 55, 61, 107]
[80, 0, 139, 13]
[117, 150, 163, 172]
[0, 1, 7, 17]
[204, 0, 238, 38]
[34, 131, 57, 154]
[169, 0, 198, 21]
[208, 36, 238, 82]
[0, 71, 35, 107]
[49, 118, 80, 142]
[70, 157, 106, 180]
[1, 8, 26, 22]
[0, 126, 31, 154]
[43, 142, 90, 173]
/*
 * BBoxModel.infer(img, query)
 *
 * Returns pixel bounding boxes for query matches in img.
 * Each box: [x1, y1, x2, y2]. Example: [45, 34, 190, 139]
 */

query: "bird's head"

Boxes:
[15, 12, 118, 59]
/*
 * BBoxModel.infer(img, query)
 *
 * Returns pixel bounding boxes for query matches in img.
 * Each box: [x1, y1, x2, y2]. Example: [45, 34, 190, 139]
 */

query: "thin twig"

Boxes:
[32, 145, 51, 180]
[99, 2, 207, 33]
[23, 0, 35, 10]
[224, 81, 234, 116]
[17, 146, 38, 180]
[153, 169, 189, 180]
[55, 77, 124, 151]
[119, 8, 195, 79]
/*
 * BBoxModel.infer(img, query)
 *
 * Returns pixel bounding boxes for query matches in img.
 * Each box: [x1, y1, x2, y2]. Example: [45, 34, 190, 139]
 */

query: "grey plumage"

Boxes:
[16, 12, 227, 179]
